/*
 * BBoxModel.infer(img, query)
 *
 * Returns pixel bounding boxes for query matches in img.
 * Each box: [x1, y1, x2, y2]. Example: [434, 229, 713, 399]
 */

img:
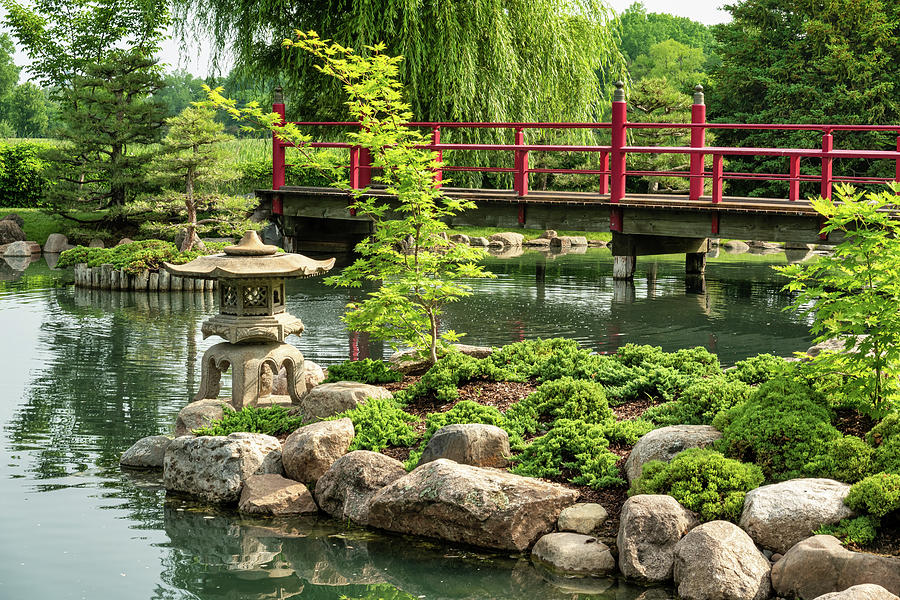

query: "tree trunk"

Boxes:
[181, 165, 197, 252]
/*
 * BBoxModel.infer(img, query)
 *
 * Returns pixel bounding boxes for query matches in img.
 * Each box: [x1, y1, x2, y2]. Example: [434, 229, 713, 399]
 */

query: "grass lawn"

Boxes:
[8, 208, 106, 245]
[447, 226, 612, 242]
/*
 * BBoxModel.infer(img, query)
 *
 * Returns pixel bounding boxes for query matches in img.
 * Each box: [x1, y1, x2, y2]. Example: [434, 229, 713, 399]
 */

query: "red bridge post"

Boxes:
[432, 126, 443, 188]
[610, 81, 627, 232]
[689, 85, 706, 200]
[271, 86, 286, 215]
[821, 130, 833, 199]
[514, 127, 529, 196]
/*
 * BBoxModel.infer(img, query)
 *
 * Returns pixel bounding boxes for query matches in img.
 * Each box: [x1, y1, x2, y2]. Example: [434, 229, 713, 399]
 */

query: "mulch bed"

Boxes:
[833, 408, 878, 438]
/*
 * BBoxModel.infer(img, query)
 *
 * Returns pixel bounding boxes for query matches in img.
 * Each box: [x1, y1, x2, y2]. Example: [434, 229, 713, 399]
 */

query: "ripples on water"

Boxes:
[0, 250, 814, 599]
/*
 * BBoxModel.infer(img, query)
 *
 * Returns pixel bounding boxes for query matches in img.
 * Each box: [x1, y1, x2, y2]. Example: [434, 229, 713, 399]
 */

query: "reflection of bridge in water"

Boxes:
[257, 83, 899, 281]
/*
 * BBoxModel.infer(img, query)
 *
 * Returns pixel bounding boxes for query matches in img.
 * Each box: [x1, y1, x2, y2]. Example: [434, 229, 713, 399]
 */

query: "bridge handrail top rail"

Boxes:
[284, 120, 900, 133]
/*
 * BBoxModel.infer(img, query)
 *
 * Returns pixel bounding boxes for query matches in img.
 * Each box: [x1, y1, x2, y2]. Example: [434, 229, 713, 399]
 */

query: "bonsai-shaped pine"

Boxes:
[136, 105, 257, 251]
[778, 183, 900, 415]
[206, 31, 493, 364]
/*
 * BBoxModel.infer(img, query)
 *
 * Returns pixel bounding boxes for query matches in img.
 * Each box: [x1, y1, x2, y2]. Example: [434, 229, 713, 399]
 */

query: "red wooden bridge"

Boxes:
[257, 84, 900, 277]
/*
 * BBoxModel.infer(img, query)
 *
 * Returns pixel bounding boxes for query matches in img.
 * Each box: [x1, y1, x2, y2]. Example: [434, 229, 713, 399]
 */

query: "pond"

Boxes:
[0, 248, 814, 599]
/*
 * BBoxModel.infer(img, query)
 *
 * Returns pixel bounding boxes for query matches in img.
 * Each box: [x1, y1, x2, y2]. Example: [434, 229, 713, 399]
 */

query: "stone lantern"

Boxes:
[165, 231, 335, 408]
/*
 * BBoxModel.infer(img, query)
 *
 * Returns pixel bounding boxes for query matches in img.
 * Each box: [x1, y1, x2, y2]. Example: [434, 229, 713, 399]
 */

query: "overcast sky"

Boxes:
[6, 1, 733, 80]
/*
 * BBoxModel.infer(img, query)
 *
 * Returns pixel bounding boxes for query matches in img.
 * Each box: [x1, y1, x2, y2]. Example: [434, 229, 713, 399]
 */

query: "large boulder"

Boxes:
[174, 228, 206, 251]
[557, 502, 608, 535]
[449, 233, 470, 245]
[120, 435, 172, 469]
[617, 494, 700, 583]
[4, 240, 39, 257]
[238, 474, 318, 515]
[417, 423, 511, 468]
[531, 532, 616, 576]
[723, 240, 750, 253]
[315, 450, 407, 525]
[174, 398, 231, 437]
[468, 236, 489, 247]
[163, 432, 283, 502]
[282, 418, 355, 483]
[2, 213, 24, 228]
[366, 459, 578, 551]
[0, 219, 26, 245]
[771, 535, 900, 599]
[297, 381, 392, 421]
[489, 232, 524, 248]
[624, 425, 722, 483]
[673, 520, 772, 600]
[814, 585, 900, 600]
[739, 478, 855, 553]
[43, 233, 70, 254]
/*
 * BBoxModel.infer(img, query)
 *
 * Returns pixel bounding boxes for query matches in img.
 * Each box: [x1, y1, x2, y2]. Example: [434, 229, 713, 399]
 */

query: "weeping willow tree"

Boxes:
[175, 0, 627, 186]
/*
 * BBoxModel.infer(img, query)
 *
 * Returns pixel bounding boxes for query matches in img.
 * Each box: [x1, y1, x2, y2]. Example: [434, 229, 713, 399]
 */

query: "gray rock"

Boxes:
[587, 239, 608, 247]
[120, 435, 172, 468]
[163, 432, 283, 502]
[449, 233, 470, 245]
[174, 228, 206, 251]
[538, 229, 558, 239]
[532, 532, 616, 575]
[524, 237, 552, 247]
[549, 236, 572, 249]
[617, 494, 700, 583]
[723, 240, 750, 253]
[174, 398, 231, 437]
[3, 240, 39, 256]
[489, 232, 524, 247]
[468, 236, 489, 247]
[739, 478, 855, 553]
[367, 459, 578, 551]
[771, 535, 900, 599]
[1, 213, 24, 227]
[815, 585, 900, 600]
[238, 473, 318, 515]
[564, 235, 588, 247]
[43, 233, 70, 254]
[314, 450, 407, 525]
[389, 344, 492, 375]
[0, 219, 26, 245]
[806, 336, 866, 358]
[673, 520, 772, 600]
[297, 381, 392, 421]
[115, 237, 134, 246]
[273, 360, 325, 397]
[282, 418, 355, 483]
[624, 425, 722, 483]
[418, 423, 511, 468]
[88, 238, 105, 248]
[557, 502, 609, 535]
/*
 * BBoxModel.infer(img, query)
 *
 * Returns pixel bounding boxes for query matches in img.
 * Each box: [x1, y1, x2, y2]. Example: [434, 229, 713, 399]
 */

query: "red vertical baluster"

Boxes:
[514, 128, 529, 196]
[432, 126, 443, 188]
[689, 85, 706, 200]
[895, 135, 900, 189]
[712, 154, 724, 204]
[349, 146, 360, 189]
[789, 156, 800, 201]
[821, 131, 833, 199]
[599, 151, 609, 194]
[359, 147, 372, 187]
[272, 86, 286, 192]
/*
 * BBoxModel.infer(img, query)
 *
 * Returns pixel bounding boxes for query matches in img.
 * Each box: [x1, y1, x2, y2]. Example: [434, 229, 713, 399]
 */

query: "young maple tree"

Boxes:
[207, 31, 493, 363]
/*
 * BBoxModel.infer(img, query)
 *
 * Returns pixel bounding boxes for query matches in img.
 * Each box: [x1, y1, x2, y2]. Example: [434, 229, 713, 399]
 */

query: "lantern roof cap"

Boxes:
[164, 231, 335, 279]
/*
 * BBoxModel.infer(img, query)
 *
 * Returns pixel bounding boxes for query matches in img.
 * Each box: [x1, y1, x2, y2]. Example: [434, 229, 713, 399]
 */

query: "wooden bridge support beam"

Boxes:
[611, 232, 709, 282]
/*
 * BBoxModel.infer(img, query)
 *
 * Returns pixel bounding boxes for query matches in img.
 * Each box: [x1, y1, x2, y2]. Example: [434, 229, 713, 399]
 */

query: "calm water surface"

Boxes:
[0, 248, 814, 600]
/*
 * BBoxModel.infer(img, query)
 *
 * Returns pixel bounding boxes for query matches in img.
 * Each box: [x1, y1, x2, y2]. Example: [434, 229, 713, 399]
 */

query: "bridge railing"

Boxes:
[271, 83, 900, 208]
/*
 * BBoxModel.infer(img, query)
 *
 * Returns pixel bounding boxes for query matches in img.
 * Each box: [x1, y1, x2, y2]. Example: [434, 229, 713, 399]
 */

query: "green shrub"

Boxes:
[0, 141, 48, 208]
[488, 337, 591, 381]
[868, 413, 900, 446]
[845, 473, 900, 517]
[193, 405, 304, 436]
[643, 376, 751, 426]
[822, 436, 874, 483]
[599, 418, 656, 446]
[630, 448, 765, 522]
[396, 351, 518, 404]
[56, 239, 228, 274]
[867, 413, 900, 474]
[813, 515, 881, 546]
[405, 400, 517, 468]
[714, 378, 841, 480]
[511, 418, 624, 488]
[726, 353, 791, 385]
[816, 515, 880, 546]
[504, 377, 613, 439]
[615, 344, 721, 377]
[331, 397, 419, 452]
[323, 359, 402, 384]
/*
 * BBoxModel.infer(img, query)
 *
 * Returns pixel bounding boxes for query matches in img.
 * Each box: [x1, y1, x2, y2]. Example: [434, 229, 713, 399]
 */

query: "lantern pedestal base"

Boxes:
[195, 341, 307, 409]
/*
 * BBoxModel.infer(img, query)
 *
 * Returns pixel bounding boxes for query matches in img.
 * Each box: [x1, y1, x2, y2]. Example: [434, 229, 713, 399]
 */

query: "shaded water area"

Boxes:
[0, 249, 814, 599]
